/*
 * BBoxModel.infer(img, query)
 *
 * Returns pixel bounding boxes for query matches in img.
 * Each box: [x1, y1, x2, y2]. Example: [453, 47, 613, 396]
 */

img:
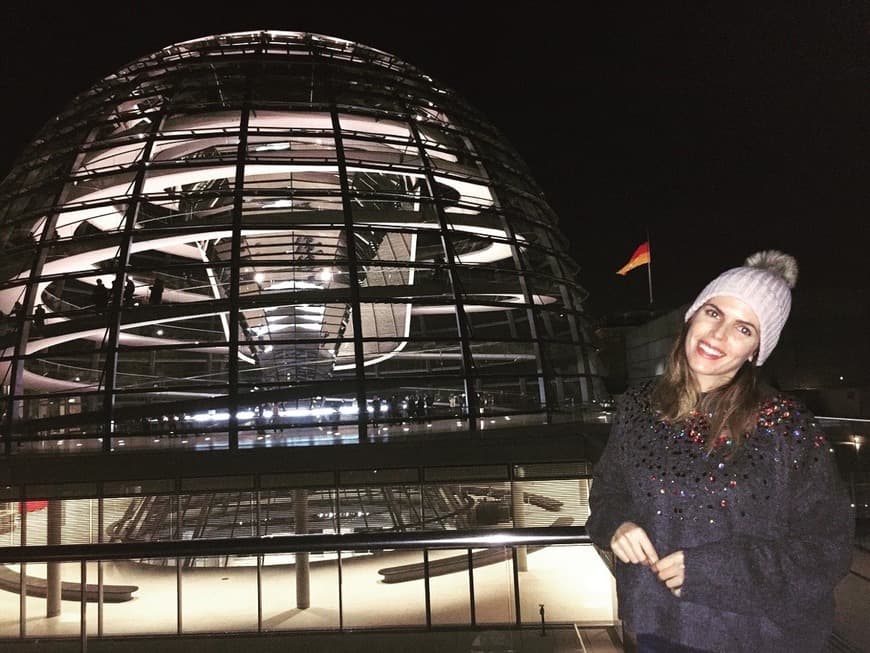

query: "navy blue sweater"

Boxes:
[587, 383, 854, 653]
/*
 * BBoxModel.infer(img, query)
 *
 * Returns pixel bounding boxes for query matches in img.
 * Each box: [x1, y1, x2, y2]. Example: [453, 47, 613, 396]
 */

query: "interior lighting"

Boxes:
[255, 142, 291, 151]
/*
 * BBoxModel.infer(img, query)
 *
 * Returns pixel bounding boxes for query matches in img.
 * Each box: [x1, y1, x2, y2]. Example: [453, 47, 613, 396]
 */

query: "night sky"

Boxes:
[1, 3, 867, 318]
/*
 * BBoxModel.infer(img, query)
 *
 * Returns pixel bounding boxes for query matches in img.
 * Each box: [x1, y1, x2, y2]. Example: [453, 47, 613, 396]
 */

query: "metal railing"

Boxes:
[0, 525, 589, 563]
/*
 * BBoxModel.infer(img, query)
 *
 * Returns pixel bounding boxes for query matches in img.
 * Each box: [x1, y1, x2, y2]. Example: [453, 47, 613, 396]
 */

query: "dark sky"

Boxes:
[1, 3, 867, 318]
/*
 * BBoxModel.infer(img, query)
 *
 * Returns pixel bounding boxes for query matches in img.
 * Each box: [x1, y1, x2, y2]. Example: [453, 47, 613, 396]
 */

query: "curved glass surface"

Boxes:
[0, 30, 604, 453]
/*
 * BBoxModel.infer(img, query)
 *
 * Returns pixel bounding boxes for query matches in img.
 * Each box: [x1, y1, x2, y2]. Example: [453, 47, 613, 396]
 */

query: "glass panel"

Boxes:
[342, 548, 426, 628]
[260, 485, 339, 630]
[261, 553, 341, 631]
[173, 492, 256, 541]
[547, 377, 592, 421]
[102, 557, 177, 635]
[23, 499, 97, 545]
[454, 269, 526, 308]
[543, 343, 587, 375]
[248, 110, 332, 133]
[472, 546, 516, 625]
[366, 379, 468, 440]
[337, 486, 422, 533]
[516, 544, 616, 626]
[406, 308, 461, 340]
[181, 555, 257, 633]
[469, 341, 539, 376]
[0, 562, 20, 636]
[448, 233, 515, 270]
[428, 549, 472, 626]
[115, 347, 230, 392]
[354, 230, 420, 265]
[243, 168, 341, 196]
[237, 394, 361, 449]
[104, 495, 176, 542]
[524, 271, 569, 304]
[341, 137, 417, 168]
[77, 139, 148, 175]
[352, 197, 439, 229]
[358, 302, 412, 348]
[509, 479, 589, 529]
[475, 376, 545, 415]
[0, 501, 21, 546]
[17, 561, 81, 637]
[258, 488, 337, 537]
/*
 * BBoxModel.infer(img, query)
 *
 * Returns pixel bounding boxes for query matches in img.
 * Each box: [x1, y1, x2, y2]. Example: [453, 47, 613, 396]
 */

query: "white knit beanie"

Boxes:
[684, 251, 798, 365]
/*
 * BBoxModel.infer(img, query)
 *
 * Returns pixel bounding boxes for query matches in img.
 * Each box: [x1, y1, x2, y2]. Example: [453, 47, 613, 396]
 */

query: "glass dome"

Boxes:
[0, 30, 604, 454]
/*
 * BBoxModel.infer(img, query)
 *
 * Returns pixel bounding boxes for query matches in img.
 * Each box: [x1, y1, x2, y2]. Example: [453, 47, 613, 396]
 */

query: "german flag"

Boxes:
[616, 241, 650, 276]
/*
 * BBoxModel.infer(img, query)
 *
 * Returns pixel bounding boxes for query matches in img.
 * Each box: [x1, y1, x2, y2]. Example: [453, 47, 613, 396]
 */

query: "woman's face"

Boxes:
[684, 295, 761, 392]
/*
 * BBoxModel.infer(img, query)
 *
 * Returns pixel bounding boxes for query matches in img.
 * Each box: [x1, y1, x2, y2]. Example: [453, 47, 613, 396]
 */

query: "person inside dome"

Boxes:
[586, 250, 854, 653]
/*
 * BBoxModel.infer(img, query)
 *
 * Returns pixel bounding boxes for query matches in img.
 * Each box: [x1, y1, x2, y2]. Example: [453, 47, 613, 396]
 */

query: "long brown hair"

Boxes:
[650, 321, 763, 453]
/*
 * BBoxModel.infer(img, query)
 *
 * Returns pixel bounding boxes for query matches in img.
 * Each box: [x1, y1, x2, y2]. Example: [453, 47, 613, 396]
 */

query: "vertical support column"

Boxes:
[80, 560, 87, 652]
[46, 499, 62, 617]
[3, 200, 62, 455]
[423, 549, 432, 629]
[467, 549, 476, 626]
[19, 503, 27, 637]
[255, 484, 263, 632]
[101, 111, 164, 451]
[578, 478, 591, 523]
[511, 473, 528, 572]
[174, 484, 182, 635]
[407, 120, 479, 432]
[511, 547, 522, 625]
[227, 105, 252, 450]
[97, 495, 104, 637]
[294, 488, 310, 609]
[329, 110, 369, 443]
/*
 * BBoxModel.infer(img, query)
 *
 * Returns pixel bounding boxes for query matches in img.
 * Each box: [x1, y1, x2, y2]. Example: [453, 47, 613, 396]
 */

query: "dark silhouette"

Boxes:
[34, 304, 46, 331]
[432, 253, 446, 285]
[149, 278, 164, 305]
[371, 396, 382, 426]
[123, 278, 135, 307]
[92, 279, 109, 311]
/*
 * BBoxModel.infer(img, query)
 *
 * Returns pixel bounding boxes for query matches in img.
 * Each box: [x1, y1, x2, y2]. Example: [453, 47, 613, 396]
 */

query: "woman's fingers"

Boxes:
[610, 522, 659, 565]
[652, 550, 685, 591]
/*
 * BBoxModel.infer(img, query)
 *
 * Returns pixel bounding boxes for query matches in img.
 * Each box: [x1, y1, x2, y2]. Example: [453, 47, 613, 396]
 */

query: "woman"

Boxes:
[587, 251, 854, 653]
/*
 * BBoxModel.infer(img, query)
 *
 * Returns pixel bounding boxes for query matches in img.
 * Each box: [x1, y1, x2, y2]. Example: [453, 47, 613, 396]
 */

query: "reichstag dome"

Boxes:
[0, 30, 604, 453]
[0, 31, 618, 646]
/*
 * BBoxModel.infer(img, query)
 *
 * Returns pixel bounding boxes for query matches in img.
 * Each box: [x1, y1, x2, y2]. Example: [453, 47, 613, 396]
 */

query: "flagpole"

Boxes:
[645, 228, 653, 305]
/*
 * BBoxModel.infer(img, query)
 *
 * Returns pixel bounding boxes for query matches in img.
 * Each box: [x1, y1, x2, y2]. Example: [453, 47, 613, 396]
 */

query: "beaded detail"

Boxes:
[616, 384, 830, 524]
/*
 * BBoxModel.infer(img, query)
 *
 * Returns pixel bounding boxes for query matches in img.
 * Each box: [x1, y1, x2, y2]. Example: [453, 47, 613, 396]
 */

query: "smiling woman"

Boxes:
[684, 296, 761, 392]
[586, 250, 854, 653]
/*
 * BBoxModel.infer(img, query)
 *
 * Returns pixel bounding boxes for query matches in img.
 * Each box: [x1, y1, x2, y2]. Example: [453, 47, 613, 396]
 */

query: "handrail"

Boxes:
[0, 525, 589, 564]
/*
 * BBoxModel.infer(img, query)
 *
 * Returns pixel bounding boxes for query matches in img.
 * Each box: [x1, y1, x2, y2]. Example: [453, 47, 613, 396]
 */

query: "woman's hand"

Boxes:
[652, 550, 685, 597]
[610, 521, 659, 566]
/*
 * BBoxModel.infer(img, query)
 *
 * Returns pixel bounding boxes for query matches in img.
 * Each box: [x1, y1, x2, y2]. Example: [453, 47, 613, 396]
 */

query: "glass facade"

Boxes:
[0, 465, 612, 640]
[0, 31, 618, 648]
[0, 30, 603, 454]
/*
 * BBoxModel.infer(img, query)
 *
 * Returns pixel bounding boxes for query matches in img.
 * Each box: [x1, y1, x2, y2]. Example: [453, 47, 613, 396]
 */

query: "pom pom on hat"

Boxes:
[744, 250, 798, 288]
[684, 250, 798, 365]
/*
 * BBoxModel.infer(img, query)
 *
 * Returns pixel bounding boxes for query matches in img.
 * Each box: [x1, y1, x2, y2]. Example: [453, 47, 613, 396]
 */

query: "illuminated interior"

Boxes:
[0, 30, 603, 452]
